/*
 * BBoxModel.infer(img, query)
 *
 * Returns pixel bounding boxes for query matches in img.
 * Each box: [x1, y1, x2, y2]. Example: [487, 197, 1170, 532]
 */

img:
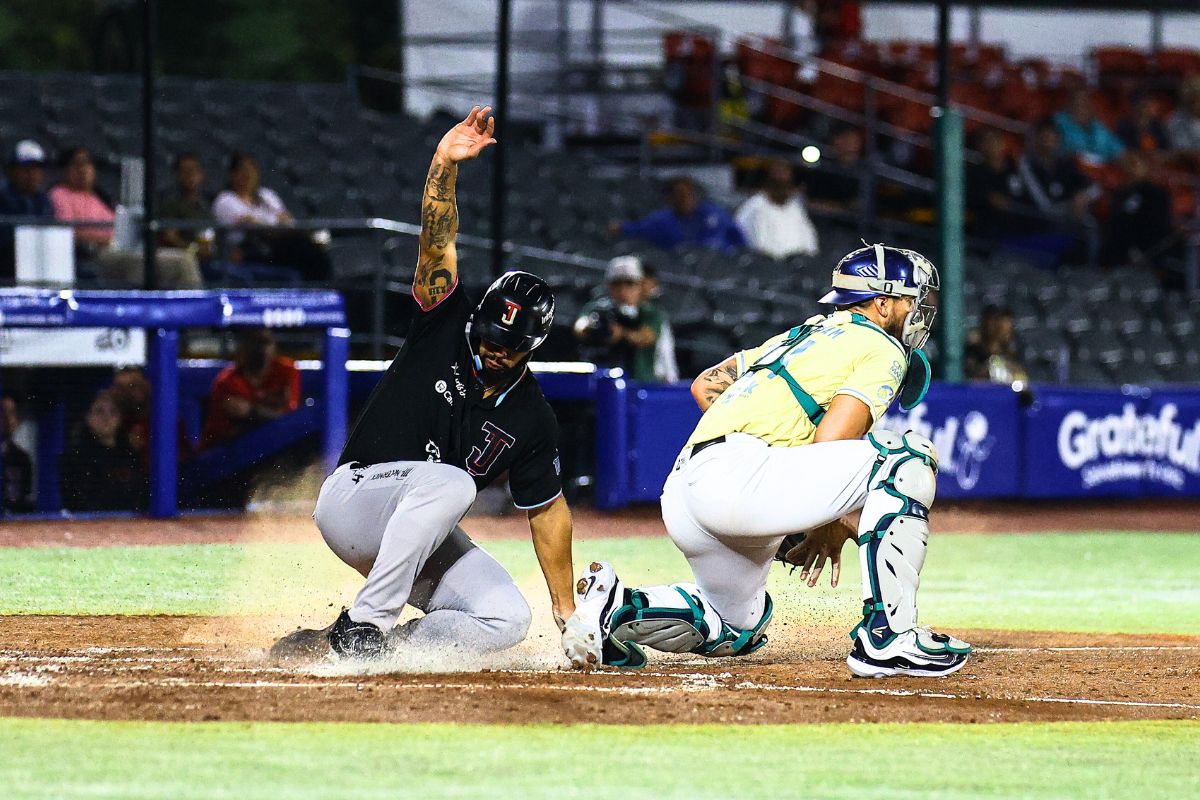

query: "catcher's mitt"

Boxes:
[773, 532, 808, 570]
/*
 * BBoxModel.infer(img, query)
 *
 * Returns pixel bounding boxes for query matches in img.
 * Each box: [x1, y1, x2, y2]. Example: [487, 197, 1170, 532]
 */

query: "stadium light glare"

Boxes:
[801, 146, 820, 164]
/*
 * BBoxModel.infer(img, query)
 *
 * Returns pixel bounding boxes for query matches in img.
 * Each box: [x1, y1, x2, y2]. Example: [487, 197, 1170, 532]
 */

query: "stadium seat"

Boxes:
[1068, 360, 1113, 386]
[679, 328, 737, 375]
[1021, 328, 1069, 365]
[1155, 48, 1200, 78]
[1128, 330, 1179, 369]
[658, 285, 715, 331]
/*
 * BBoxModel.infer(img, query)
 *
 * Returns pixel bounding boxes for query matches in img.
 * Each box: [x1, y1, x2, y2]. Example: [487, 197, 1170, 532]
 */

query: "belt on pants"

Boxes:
[689, 435, 726, 458]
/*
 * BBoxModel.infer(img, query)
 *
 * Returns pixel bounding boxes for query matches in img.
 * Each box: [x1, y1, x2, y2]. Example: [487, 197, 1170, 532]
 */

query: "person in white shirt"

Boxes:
[211, 153, 329, 281]
[211, 153, 292, 243]
[735, 161, 820, 260]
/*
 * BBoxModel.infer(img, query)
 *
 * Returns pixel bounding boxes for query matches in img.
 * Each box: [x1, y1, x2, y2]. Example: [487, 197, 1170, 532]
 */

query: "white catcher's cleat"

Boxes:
[847, 625, 971, 678]
[562, 561, 625, 670]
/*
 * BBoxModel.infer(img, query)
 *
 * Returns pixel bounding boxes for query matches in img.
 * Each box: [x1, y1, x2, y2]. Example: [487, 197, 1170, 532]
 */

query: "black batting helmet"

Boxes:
[469, 271, 555, 352]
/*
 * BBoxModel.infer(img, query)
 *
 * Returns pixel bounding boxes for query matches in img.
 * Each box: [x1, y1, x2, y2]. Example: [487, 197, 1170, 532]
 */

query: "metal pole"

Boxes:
[967, 3, 981, 48]
[141, 0, 158, 290]
[490, 0, 511, 278]
[1150, 9, 1164, 56]
[590, 0, 604, 127]
[396, 0, 407, 115]
[148, 327, 179, 517]
[936, 0, 951, 110]
[934, 0, 964, 383]
[322, 327, 350, 474]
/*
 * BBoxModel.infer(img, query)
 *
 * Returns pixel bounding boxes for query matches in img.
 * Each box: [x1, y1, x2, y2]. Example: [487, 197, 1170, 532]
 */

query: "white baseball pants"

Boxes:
[314, 461, 531, 652]
[660, 433, 877, 629]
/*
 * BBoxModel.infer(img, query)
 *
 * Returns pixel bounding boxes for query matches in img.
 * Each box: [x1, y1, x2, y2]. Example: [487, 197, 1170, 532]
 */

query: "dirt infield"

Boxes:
[2, 504, 1198, 726]
[1, 615, 1196, 725]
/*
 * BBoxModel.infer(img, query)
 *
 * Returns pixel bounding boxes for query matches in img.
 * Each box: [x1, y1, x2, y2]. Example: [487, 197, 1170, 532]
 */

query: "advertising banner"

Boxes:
[0, 326, 145, 366]
[1137, 392, 1200, 497]
[1022, 387, 1150, 498]
[879, 383, 1021, 499]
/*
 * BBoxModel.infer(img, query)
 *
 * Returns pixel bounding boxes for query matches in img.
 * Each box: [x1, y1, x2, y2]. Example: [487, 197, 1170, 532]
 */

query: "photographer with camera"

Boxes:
[573, 256, 670, 383]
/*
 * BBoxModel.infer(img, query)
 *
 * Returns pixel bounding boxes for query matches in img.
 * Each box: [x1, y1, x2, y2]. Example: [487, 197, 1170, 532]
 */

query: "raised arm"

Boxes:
[690, 353, 739, 411]
[413, 105, 497, 310]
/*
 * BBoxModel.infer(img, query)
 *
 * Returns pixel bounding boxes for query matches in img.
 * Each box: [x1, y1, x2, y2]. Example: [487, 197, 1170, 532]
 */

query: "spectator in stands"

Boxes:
[0, 139, 54, 281]
[964, 305, 1028, 385]
[966, 129, 1019, 236]
[2, 395, 33, 512]
[59, 389, 148, 512]
[641, 264, 680, 383]
[158, 153, 214, 258]
[1054, 89, 1124, 165]
[1100, 150, 1175, 271]
[573, 256, 669, 383]
[1167, 76, 1200, 155]
[610, 176, 746, 253]
[1015, 121, 1096, 222]
[110, 365, 193, 466]
[1116, 92, 1169, 154]
[212, 153, 330, 281]
[735, 161, 820, 259]
[49, 146, 203, 289]
[804, 125, 863, 212]
[1006, 121, 1097, 266]
[201, 328, 301, 449]
[110, 366, 153, 464]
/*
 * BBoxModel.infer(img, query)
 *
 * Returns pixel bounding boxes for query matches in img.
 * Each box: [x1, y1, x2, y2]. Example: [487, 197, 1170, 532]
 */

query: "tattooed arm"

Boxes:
[690, 353, 740, 412]
[413, 105, 497, 310]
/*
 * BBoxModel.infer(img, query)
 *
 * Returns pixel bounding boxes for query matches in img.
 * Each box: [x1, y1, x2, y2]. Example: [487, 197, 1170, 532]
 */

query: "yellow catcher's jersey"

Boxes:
[685, 311, 907, 449]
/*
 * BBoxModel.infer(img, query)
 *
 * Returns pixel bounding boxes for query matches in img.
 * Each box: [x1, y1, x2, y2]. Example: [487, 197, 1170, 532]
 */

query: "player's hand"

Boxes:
[435, 105, 497, 163]
[782, 519, 854, 588]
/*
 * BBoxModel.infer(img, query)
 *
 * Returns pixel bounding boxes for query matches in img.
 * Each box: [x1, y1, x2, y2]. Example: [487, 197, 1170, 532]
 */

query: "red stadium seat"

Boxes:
[664, 32, 717, 109]
[1093, 46, 1151, 79]
[813, 70, 866, 113]
[889, 97, 934, 135]
[1155, 48, 1200, 78]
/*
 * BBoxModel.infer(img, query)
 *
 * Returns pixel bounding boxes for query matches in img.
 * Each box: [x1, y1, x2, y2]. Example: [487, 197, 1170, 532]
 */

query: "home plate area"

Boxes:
[1, 616, 1196, 725]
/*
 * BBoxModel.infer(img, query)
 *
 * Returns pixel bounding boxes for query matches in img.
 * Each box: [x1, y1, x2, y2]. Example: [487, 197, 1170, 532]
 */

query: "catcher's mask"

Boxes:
[819, 243, 940, 351]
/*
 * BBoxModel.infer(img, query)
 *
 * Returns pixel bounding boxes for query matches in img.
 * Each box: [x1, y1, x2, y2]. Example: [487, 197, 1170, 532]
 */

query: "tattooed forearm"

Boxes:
[414, 156, 460, 306]
[692, 360, 739, 411]
[426, 160, 456, 203]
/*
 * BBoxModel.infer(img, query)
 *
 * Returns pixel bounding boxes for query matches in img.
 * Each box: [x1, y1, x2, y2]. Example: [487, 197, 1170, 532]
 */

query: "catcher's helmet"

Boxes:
[469, 270, 555, 353]
[819, 243, 939, 350]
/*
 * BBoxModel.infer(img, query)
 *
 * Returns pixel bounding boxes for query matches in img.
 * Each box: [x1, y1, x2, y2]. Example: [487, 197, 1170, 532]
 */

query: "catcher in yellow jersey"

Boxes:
[562, 244, 973, 677]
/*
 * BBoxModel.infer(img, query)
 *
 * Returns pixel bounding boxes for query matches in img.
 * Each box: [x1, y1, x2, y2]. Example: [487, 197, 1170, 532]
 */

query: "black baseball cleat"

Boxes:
[269, 609, 385, 664]
[328, 609, 386, 659]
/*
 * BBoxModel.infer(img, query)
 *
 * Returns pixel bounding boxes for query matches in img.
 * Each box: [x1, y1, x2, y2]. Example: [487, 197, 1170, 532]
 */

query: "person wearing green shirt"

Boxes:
[573, 256, 667, 383]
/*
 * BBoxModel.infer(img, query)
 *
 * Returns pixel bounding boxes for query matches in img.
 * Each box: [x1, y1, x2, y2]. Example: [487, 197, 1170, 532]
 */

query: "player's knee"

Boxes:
[486, 591, 532, 650]
[868, 429, 937, 509]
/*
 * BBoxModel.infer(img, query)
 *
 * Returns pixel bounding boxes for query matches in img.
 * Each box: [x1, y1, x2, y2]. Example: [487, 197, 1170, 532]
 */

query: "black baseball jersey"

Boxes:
[338, 284, 562, 509]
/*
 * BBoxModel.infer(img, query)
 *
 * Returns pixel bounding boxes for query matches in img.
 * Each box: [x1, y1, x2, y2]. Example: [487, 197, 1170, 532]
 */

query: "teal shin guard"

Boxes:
[607, 584, 773, 665]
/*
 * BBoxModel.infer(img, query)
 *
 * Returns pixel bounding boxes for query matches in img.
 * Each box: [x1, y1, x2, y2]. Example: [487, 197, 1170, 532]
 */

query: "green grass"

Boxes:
[2, 533, 1198, 634]
[2, 718, 1197, 800]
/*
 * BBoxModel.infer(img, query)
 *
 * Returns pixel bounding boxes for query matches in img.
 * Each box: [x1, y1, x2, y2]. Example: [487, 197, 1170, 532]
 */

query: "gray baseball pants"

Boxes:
[314, 460, 531, 652]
